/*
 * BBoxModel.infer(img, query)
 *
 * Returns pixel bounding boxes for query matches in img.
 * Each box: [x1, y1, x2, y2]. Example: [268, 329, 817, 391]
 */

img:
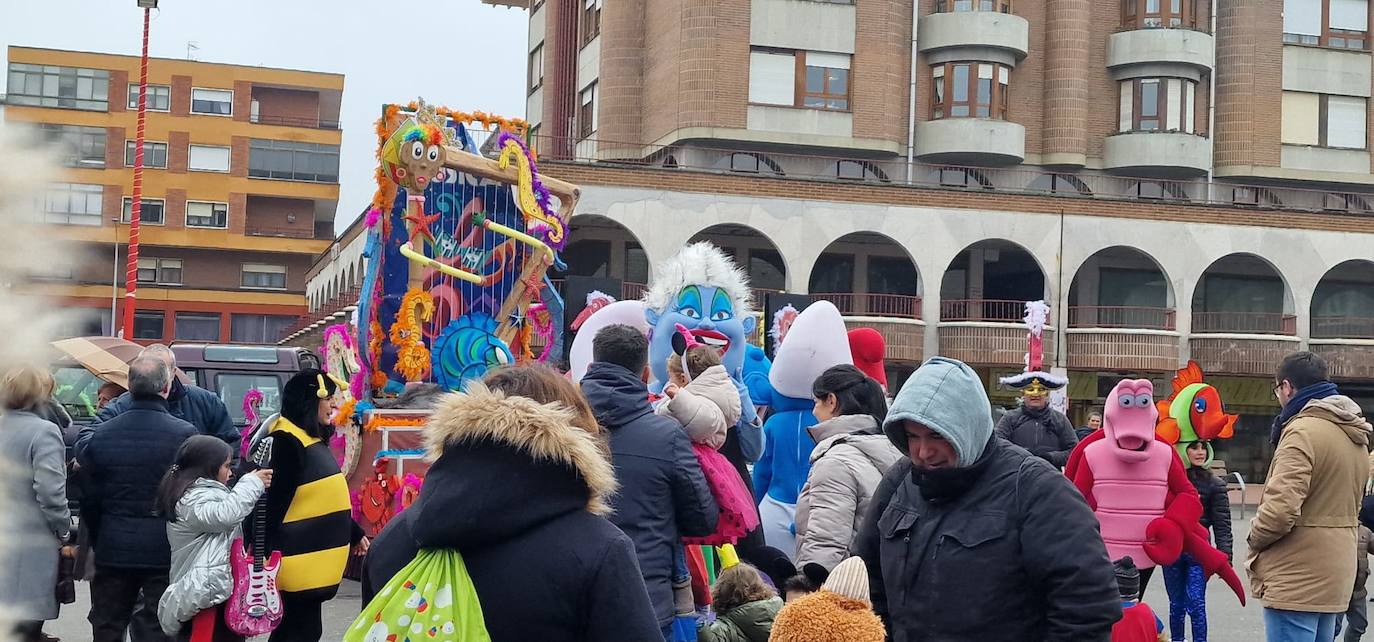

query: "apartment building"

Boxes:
[466, 0, 1374, 479]
[4, 46, 342, 345]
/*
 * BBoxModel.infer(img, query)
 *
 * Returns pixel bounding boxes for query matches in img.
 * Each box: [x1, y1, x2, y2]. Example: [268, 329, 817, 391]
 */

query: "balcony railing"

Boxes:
[1311, 315, 1374, 339]
[1068, 306, 1176, 330]
[250, 114, 341, 130]
[809, 293, 922, 319]
[547, 279, 646, 303]
[940, 299, 1031, 322]
[1192, 312, 1298, 335]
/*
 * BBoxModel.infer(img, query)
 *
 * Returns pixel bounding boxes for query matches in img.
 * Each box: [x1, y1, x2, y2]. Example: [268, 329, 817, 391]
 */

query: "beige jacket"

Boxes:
[795, 415, 904, 571]
[1247, 395, 1371, 612]
[655, 365, 740, 449]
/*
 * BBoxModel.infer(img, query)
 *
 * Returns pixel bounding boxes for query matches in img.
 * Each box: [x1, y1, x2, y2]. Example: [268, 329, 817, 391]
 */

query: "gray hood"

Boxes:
[884, 357, 994, 468]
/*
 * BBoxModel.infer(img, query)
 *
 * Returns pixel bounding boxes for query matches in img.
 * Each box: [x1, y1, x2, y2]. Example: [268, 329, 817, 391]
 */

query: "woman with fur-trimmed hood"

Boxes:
[362, 364, 661, 641]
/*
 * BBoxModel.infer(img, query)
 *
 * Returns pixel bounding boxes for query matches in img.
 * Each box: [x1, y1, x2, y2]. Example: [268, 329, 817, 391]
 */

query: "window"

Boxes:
[124, 140, 168, 169]
[935, 0, 1012, 11]
[186, 201, 228, 228]
[133, 311, 165, 340]
[43, 183, 103, 226]
[716, 152, 785, 175]
[802, 53, 850, 110]
[188, 144, 231, 172]
[833, 160, 890, 182]
[1119, 78, 1196, 132]
[122, 197, 166, 225]
[528, 44, 544, 92]
[190, 88, 233, 116]
[582, 0, 602, 44]
[1282, 91, 1368, 149]
[40, 124, 106, 168]
[579, 83, 598, 139]
[241, 264, 287, 290]
[248, 139, 340, 182]
[932, 62, 1010, 119]
[6, 63, 109, 111]
[218, 374, 281, 423]
[127, 83, 170, 111]
[749, 49, 854, 111]
[230, 314, 295, 344]
[175, 312, 220, 341]
[137, 257, 182, 284]
[1122, 0, 1196, 28]
[1284, 0, 1368, 48]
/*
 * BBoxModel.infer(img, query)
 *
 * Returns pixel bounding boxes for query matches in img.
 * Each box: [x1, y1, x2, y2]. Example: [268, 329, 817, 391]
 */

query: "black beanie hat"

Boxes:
[281, 368, 339, 438]
[1114, 556, 1141, 600]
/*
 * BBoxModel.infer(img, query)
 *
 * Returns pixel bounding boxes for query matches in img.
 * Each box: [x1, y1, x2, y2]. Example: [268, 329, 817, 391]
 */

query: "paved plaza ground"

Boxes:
[45, 515, 1318, 641]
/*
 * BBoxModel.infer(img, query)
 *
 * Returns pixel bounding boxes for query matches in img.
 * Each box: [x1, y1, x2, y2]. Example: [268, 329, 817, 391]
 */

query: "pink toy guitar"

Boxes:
[226, 437, 283, 636]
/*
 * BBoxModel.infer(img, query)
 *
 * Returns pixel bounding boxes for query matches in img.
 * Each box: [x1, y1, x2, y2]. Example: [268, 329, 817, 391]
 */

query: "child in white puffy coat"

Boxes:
[154, 435, 272, 641]
[657, 346, 742, 449]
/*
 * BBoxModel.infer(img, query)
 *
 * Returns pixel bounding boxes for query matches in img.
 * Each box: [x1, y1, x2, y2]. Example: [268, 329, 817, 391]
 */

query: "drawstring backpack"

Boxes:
[345, 549, 490, 642]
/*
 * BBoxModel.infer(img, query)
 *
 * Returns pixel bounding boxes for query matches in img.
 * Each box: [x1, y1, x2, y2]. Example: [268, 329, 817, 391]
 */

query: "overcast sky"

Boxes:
[1, 0, 529, 234]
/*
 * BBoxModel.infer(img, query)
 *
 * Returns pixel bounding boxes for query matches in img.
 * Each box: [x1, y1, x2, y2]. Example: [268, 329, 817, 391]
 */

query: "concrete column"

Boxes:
[609, 239, 627, 280]
[969, 249, 986, 320]
[923, 294, 942, 362]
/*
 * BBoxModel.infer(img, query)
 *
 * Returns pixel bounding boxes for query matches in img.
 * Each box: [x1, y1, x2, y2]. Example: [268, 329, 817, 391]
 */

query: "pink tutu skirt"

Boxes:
[683, 443, 761, 545]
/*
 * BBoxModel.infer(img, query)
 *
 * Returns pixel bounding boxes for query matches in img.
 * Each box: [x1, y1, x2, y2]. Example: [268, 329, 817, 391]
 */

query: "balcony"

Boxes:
[250, 114, 340, 130]
[918, 11, 1030, 66]
[1066, 306, 1180, 371]
[1310, 315, 1374, 378]
[1189, 312, 1300, 376]
[914, 119, 1026, 165]
[1104, 132, 1211, 178]
[245, 224, 334, 241]
[249, 84, 343, 132]
[1107, 28, 1215, 79]
[939, 299, 1051, 366]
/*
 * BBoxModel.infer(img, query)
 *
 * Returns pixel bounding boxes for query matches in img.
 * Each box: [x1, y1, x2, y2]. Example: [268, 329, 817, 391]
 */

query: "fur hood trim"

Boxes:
[424, 383, 618, 516]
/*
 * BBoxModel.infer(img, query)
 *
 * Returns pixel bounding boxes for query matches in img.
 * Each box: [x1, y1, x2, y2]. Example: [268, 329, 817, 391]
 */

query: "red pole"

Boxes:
[120, 6, 150, 338]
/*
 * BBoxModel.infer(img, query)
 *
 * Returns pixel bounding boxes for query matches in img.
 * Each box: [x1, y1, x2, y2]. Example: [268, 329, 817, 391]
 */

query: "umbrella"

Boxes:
[51, 336, 190, 389]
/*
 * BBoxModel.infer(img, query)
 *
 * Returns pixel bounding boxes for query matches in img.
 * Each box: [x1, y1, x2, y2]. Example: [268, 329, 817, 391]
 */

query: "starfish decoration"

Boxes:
[404, 209, 441, 247]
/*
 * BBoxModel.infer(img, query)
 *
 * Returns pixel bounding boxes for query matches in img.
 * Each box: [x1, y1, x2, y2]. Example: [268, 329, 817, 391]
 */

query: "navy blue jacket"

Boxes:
[78, 379, 236, 458]
[580, 362, 719, 628]
[77, 397, 196, 570]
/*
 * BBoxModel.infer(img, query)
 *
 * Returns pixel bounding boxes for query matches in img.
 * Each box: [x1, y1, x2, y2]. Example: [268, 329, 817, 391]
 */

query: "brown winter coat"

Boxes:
[795, 415, 904, 571]
[1247, 395, 1372, 612]
[1356, 525, 1374, 602]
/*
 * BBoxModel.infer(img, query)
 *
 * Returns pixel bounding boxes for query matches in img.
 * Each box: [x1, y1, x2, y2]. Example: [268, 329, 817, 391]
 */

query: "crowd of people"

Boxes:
[3, 332, 1374, 641]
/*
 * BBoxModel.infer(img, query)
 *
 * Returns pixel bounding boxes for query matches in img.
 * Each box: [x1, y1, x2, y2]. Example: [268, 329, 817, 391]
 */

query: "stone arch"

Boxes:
[1068, 246, 1176, 329]
[1312, 259, 1374, 339]
[689, 223, 788, 295]
[563, 214, 651, 286]
[807, 231, 921, 317]
[1192, 253, 1296, 334]
[940, 238, 1049, 321]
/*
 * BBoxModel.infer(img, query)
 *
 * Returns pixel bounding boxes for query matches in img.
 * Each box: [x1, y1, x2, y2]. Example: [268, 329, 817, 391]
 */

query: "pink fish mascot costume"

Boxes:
[1065, 379, 1246, 605]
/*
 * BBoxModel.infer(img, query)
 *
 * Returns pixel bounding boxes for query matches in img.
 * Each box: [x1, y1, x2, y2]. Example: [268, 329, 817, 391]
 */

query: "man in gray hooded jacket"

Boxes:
[852, 356, 1121, 641]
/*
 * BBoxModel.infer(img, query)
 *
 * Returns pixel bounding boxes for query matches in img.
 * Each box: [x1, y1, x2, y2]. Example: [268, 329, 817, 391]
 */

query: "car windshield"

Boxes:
[53, 367, 104, 421]
[218, 373, 282, 427]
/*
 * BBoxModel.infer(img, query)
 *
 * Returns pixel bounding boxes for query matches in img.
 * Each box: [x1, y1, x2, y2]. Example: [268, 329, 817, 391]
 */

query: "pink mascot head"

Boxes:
[1103, 379, 1159, 462]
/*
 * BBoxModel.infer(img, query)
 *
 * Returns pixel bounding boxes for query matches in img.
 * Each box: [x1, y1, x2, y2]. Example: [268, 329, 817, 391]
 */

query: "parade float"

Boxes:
[319, 100, 580, 536]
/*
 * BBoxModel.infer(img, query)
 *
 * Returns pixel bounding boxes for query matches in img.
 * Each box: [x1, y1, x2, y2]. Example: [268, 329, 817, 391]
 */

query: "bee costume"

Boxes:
[261, 369, 359, 641]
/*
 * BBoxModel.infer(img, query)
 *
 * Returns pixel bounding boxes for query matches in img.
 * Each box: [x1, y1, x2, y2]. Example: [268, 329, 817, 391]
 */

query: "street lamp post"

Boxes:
[120, 0, 157, 338]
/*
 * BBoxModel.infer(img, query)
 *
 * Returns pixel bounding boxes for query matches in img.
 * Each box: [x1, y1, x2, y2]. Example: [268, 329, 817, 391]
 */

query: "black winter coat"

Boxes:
[77, 397, 196, 570]
[994, 406, 1079, 468]
[580, 362, 719, 627]
[1190, 469, 1233, 559]
[853, 438, 1121, 642]
[80, 379, 237, 456]
[363, 384, 660, 641]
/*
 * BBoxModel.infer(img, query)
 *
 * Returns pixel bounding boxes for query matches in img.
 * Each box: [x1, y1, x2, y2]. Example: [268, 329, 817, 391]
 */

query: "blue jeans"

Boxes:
[1264, 608, 1339, 642]
[1163, 553, 1208, 642]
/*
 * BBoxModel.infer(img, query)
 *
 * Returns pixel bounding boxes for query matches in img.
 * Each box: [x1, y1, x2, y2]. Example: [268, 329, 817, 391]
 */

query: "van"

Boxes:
[54, 343, 320, 427]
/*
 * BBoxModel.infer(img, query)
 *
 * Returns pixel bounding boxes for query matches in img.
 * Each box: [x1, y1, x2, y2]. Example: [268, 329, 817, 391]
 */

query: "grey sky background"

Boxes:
[0, 0, 530, 234]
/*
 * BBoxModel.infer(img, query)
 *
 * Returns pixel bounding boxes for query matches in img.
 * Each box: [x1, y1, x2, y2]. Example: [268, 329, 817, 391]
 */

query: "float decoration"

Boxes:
[998, 300, 1068, 396]
[1154, 361, 1239, 467]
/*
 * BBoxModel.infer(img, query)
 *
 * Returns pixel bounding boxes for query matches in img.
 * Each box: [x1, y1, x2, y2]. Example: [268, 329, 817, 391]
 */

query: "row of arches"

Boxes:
[561, 216, 1374, 337]
[309, 256, 366, 313]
